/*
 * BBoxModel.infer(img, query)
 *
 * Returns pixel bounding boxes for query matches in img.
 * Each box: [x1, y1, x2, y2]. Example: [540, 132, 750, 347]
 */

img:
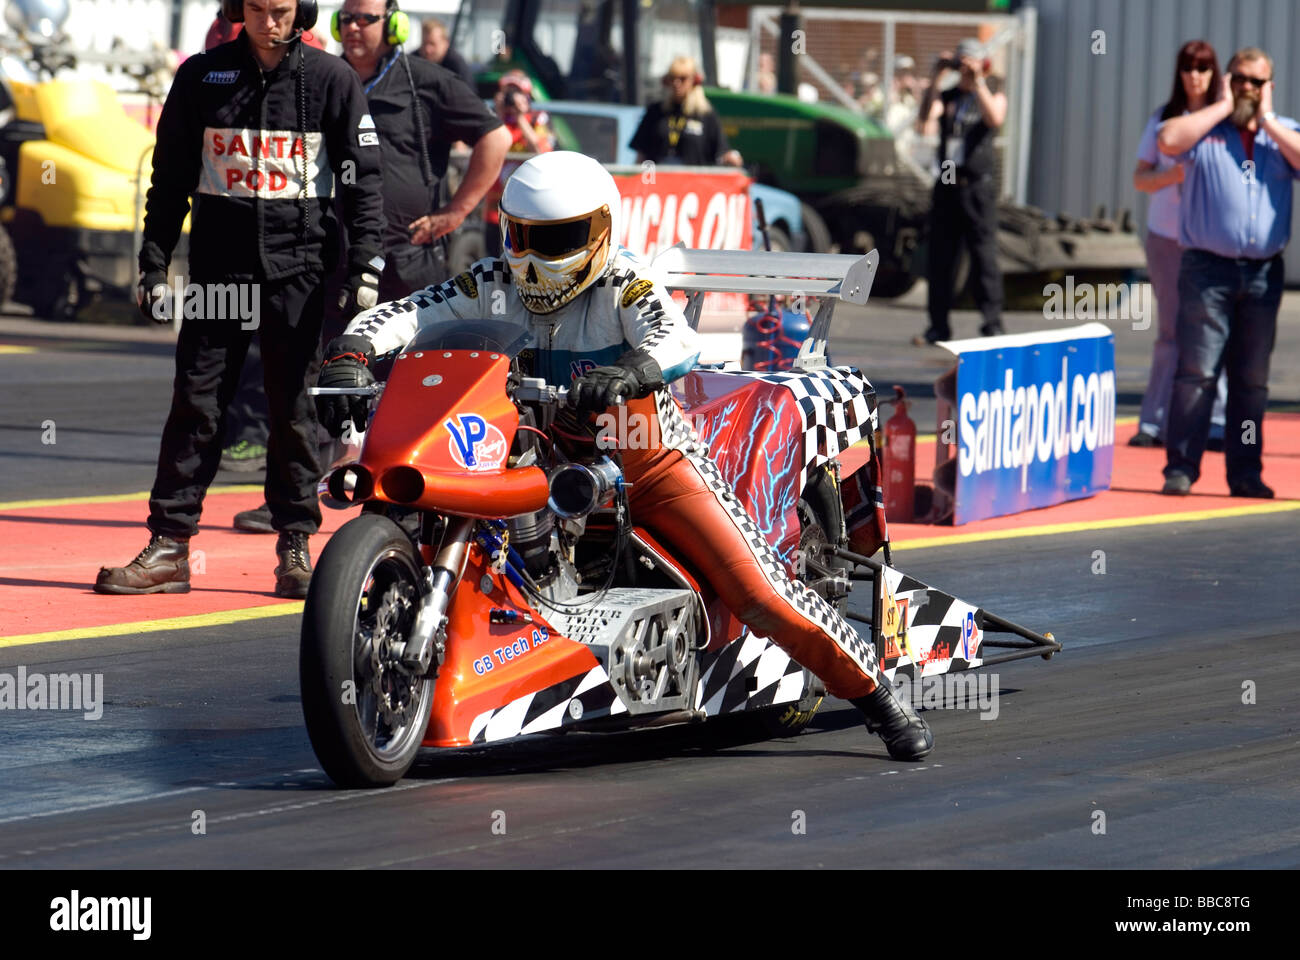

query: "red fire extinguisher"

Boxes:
[883, 385, 916, 523]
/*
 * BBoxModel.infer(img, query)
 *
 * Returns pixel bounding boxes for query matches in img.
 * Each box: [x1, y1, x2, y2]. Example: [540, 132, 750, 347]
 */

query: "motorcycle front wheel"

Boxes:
[300, 513, 436, 788]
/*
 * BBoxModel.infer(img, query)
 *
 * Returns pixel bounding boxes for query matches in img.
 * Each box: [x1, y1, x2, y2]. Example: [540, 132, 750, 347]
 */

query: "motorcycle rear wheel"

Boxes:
[301, 513, 435, 788]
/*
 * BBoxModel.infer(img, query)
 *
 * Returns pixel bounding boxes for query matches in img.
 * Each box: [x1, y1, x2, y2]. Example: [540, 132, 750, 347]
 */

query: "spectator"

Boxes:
[630, 56, 743, 167]
[756, 51, 776, 94]
[96, 0, 386, 597]
[414, 16, 476, 90]
[228, 0, 510, 533]
[913, 39, 1007, 345]
[1156, 47, 1300, 498]
[1130, 40, 1228, 449]
[484, 71, 555, 257]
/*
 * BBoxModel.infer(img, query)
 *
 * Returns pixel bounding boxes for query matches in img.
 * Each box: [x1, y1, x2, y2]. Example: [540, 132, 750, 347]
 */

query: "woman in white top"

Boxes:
[1131, 39, 1227, 448]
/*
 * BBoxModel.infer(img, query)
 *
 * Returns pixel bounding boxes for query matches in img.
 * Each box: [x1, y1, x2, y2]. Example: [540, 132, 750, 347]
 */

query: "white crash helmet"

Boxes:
[499, 151, 620, 314]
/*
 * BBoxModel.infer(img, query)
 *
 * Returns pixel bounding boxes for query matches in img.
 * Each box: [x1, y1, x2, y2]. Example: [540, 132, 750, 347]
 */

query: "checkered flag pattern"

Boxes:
[468, 665, 627, 744]
[721, 367, 877, 498]
[649, 390, 882, 686]
[878, 563, 985, 681]
[696, 631, 810, 716]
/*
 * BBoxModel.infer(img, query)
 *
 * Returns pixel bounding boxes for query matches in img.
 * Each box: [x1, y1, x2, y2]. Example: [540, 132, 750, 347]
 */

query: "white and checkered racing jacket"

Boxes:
[344, 246, 700, 387]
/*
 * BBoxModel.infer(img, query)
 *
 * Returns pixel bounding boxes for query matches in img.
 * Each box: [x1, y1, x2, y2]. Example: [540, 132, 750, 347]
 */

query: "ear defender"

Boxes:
[329, 6, 408, 45]
[386, 10, 410, 46]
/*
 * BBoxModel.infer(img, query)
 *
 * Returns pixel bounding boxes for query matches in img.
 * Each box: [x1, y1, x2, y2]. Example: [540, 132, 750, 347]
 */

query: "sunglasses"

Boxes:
[1179, 63, 1213, 74]
[1231, 74, 1270, 87]
[339, 12, 384, 27]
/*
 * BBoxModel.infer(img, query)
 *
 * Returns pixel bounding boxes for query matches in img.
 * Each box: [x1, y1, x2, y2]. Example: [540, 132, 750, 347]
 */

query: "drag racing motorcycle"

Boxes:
[300, 247, 1060, 787]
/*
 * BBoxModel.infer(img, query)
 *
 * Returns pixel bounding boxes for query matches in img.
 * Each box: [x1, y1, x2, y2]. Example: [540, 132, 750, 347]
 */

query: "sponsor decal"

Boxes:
[570, 358, 597, 380]
[608, 168, 752, 259]
[962, 610, 981, 659]
[358, 131, 379, 147]
[454, 271, 479, 299]
[359, 113, 376, 129]
[471, 627, 550, 675]
[620, 277, 654, 308]
[445, 414, 507, 471]
[203, 69, 239, 84]
[197, 128, 331, 199]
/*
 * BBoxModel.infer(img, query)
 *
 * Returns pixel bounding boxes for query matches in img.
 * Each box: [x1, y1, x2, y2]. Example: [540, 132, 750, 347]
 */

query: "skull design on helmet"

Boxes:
[499, 152, 621, 314]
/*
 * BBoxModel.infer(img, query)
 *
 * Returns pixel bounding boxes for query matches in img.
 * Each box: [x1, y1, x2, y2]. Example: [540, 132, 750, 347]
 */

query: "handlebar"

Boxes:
[513, 377, 623, 406]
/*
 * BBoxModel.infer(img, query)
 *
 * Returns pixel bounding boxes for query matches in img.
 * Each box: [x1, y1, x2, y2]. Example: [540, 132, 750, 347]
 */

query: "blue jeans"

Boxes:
[1165, 248, 1281, 485]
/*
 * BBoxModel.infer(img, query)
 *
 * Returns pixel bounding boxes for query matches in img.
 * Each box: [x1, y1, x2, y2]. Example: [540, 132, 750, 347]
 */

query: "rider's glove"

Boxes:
[316, 334, 377, 437]
[337, 257, 385, 321]
[568, 349, 665, 411]
[136, 269, 171, 323]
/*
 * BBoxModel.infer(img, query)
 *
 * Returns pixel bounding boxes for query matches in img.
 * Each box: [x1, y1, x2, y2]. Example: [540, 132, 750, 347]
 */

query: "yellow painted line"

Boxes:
[0, 602, 303, 649]
[0, 345, 36, 355]
[0, 485, 264, 512]
[892, 499, 1300, 551]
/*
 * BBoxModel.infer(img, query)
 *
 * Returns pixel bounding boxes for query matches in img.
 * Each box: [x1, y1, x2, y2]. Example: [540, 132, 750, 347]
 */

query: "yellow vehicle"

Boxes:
[0, 1, 186, 320]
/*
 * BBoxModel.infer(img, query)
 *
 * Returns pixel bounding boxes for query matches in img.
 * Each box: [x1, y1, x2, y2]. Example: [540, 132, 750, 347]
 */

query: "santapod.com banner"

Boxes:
[950, 323, 1115, 524]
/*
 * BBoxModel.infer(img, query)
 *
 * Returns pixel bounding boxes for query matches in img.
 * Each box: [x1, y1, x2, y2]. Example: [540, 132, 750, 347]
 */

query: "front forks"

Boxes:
[401, 516, 474, 674]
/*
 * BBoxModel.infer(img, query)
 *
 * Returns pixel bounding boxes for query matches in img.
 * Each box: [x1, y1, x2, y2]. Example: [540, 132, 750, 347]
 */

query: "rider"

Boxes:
[315, 151, 933, 761]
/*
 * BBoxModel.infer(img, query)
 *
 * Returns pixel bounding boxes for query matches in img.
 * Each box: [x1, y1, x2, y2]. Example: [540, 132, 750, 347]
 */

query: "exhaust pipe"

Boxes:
[548, 459, 623, 520]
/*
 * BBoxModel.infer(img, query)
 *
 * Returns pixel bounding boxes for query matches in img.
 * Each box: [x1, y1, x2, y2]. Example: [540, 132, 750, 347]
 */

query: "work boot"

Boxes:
[851, 677, 933, 761]
[274, 531, 312, 599]
[94, 535, 191, 595]
[233, 502, 274, 533]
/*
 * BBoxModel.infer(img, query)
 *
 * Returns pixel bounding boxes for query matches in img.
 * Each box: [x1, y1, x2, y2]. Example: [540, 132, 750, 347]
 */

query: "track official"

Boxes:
[95, 0, 386, 599]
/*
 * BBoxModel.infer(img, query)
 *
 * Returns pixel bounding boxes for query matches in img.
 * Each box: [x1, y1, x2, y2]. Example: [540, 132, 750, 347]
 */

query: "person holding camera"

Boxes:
[95, 0, 386, 598]
[483, 71, 555, 257]
[914, 38, 1007, 345]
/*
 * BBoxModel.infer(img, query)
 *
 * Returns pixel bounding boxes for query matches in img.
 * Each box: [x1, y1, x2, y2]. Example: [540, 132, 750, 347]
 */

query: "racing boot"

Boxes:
[851, 677, 933, 761]
[94, 535, 191, 595]
[273, 531, 312, 599]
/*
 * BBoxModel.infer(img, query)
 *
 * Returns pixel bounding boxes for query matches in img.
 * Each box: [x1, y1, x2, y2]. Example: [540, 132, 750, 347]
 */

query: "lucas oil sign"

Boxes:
[947, 323, 1115, 524]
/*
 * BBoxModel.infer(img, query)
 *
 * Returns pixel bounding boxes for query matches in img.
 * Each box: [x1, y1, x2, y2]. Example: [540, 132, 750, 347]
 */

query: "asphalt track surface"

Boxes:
[1, 305, 1298, 868]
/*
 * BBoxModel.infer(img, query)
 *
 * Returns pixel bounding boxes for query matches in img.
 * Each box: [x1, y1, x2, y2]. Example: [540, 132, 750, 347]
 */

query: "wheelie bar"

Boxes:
[831, 546, 1062, 665]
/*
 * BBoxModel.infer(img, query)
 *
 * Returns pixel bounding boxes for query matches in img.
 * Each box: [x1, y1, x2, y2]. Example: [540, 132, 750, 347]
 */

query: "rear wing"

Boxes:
[651, 244, 879, 370]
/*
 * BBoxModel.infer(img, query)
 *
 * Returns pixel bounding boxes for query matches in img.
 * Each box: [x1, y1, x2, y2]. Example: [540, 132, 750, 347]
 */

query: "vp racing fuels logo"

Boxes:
[962, 610, 981, 659]
[445, 414, 507, 471]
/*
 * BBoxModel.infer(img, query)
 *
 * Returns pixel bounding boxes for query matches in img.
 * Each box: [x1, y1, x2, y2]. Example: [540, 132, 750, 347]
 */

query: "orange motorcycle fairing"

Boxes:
[358, 350, 550, 518]
[422, 543, 610, 747]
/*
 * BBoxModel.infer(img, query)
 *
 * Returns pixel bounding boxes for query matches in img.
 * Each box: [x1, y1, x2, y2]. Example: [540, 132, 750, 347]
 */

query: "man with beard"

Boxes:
[1156, 47, 1300, 498]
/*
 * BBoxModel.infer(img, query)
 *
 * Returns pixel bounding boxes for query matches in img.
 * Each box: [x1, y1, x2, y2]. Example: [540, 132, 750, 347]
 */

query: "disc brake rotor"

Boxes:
[363, 580, 418, 728]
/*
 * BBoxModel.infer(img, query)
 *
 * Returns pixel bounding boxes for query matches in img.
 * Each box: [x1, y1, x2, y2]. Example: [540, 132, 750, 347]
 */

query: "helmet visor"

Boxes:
[502, 206, 613, 259]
